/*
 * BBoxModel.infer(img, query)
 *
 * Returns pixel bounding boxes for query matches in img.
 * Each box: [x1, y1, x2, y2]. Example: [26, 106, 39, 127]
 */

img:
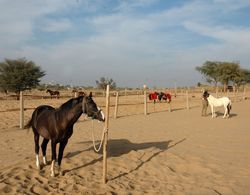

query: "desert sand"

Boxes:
[0, 91, 250, 194]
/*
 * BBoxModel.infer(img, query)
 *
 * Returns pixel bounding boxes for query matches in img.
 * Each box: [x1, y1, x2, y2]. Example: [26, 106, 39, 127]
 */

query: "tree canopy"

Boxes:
[95, 77, 116, 90]
[0, 58, 45, 94]
[196, 61, 249, 90]
[196, 61, 220, 86]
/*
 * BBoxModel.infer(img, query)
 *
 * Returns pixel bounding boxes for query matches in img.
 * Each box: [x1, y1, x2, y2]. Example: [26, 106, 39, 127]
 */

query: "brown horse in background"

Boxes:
[46, 89, 60, 99]
[25, 93, 105, 177]
[72, 89, 85, 97]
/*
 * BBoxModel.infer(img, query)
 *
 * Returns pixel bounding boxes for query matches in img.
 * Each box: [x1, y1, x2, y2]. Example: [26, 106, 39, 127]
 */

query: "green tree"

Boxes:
[96, 77, 116, 90]
[196, 61, 220, 86]
[196, 61, 250, 91]
[0, 58, 45, 98]
[240, 69, 250, 84]
[217, 62, 242, 91]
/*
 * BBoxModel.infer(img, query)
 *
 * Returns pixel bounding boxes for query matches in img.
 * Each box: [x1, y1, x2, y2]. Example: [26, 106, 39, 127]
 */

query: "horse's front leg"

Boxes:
[58, 139, 68, 176]
[211, 106, 214, 118]
[223, 105, 228, 118]
[50, 140, 57, 177]
[33, 131, 41, 169]
[41, 138, 49, 165]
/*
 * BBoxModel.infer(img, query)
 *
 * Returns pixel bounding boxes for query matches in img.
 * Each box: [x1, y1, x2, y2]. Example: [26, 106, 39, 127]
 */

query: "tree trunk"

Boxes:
[223, 83, 227, 92]
[16, 91, 20, 100]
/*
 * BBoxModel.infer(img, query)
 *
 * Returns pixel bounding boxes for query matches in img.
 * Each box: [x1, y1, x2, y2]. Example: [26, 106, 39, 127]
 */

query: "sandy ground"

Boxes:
[0, 93, 249, 194]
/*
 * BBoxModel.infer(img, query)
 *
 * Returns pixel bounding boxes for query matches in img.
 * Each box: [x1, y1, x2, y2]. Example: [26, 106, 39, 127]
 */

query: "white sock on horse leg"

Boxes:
[43, 156, 47, 165]
[51, 160, 55, 177]
[36, 155, 40, 169]
[58, 166, 63, 176]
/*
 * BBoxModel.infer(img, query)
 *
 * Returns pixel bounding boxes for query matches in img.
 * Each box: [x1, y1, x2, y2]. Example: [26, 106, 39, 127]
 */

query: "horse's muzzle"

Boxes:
[93, 109, 105, 122]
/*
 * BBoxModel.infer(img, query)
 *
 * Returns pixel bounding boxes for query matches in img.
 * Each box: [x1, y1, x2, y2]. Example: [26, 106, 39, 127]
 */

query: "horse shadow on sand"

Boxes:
[64, 138, 186, 179]
[207, 111, 237, 118]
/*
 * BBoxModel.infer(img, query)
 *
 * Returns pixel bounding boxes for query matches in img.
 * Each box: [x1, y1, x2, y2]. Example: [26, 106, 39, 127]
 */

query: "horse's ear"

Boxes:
[89, 92, 92, 98]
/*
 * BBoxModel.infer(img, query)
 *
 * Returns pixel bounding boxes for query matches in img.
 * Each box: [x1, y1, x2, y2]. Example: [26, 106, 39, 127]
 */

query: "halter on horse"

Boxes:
[203, 91, 232, 118]
[25, 92, 105, 177]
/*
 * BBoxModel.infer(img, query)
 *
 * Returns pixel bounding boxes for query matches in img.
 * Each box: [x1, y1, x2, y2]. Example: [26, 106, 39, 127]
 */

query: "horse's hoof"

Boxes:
[36, 164, 41, 170]
[43, 157, 47, 165]
[51, 172, 55, 177]
[59, 170, 64, 176]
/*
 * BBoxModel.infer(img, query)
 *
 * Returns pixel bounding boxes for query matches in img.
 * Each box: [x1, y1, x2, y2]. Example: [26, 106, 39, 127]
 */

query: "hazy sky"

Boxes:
[1, 0, 250, 88]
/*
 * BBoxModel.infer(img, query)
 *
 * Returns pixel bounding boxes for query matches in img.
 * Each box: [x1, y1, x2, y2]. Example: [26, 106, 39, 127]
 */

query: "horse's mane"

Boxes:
[59, 96, 84, 110]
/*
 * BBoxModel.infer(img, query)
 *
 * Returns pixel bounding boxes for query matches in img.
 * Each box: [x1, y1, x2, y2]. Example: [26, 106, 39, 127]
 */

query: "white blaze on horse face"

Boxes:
[98, 107, 105, 121]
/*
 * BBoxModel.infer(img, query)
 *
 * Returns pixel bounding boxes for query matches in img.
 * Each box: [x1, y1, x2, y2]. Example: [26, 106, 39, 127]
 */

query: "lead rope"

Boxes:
[91, 120, 107, 152]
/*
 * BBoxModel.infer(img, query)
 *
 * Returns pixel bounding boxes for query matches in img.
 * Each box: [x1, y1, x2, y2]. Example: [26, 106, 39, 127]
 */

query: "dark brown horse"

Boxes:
[72, 89, 85, 97]
[46, 89, 60, 99]
[25, 93, 105, 177]
[158, 92, 171, 103]
[78, 91, 85, 96]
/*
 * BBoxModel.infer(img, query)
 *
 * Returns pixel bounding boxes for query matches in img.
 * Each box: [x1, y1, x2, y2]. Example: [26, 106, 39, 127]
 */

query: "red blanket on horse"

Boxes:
[149, 92, 158, 100]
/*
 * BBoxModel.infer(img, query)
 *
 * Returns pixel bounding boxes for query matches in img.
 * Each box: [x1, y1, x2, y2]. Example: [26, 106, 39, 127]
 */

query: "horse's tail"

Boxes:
[24, 118, 32, 129]
[24, 117, 34, 134]
[148, 94, 152, 100]
[24, 107, 39, 131]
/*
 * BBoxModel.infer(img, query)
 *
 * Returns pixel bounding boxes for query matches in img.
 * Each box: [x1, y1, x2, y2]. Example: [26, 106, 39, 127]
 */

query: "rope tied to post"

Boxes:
[91, 120, 108, 152]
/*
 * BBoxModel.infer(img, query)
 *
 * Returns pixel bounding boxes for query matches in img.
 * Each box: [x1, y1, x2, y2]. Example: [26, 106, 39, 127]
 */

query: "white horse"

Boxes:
[203, 91, 232, 118]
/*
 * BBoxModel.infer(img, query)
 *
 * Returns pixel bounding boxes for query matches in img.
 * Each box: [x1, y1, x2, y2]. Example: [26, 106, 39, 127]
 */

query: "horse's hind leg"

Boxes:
[41, 138, 49, 165]
[58, 139, 68, 176]
[223, 105, 229, 118]
[33, 131, 41, 169]
[211, 106, 214, 118]
[227, 103, 231, 118]
[50, 140, 57, 177]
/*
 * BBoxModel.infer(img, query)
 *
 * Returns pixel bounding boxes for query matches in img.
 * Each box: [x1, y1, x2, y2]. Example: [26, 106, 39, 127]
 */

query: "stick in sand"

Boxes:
[103, 85, 110, 183]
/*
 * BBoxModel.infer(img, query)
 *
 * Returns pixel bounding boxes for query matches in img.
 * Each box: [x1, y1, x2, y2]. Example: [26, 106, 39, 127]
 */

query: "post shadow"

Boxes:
[64, 138, 186, 178]
[109, 138, 186, 181]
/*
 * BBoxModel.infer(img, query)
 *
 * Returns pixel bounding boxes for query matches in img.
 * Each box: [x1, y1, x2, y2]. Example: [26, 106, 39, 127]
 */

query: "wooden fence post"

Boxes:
[103, 85, 110, 184]
[20, 91, 24, 129]
[114, 91, 119, 119]
[243, 86, 246, 100]
[233, 86, 237, 102]
[186, 90, 190, 110]
[174, 83, 177, 97]
[144, 90, 147, 115]
[168, 102, 172, 112]
[236, 88, 239, 101]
